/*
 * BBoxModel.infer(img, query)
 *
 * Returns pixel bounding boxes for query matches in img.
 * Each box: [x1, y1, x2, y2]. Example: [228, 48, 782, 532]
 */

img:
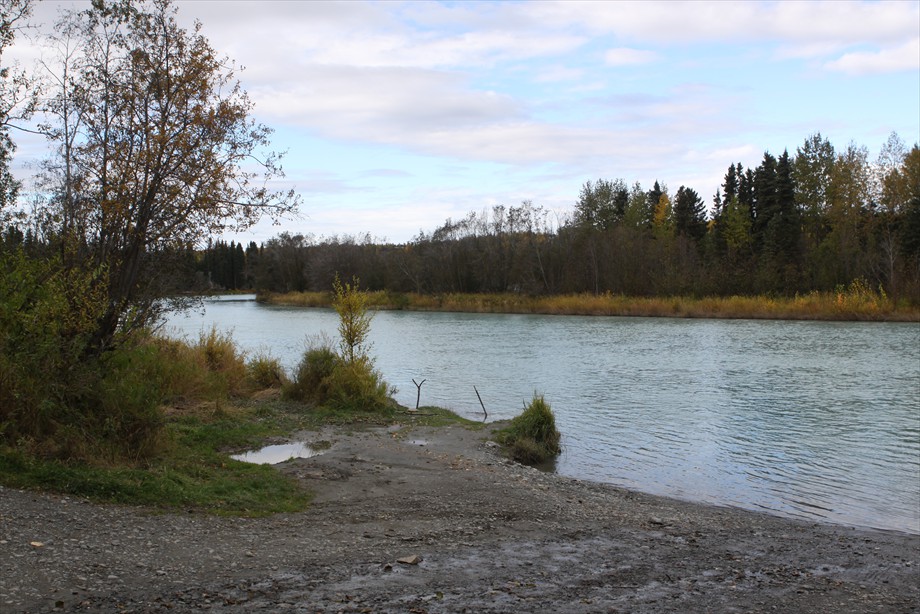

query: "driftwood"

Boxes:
[473, 386, 488, 421]
[412, 378, 426, 409]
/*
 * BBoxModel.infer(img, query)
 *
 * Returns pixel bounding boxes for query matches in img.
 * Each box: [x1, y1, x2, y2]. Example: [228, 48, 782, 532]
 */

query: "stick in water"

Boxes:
[474, 386, 487, 421]
[412, 379, 426, 410]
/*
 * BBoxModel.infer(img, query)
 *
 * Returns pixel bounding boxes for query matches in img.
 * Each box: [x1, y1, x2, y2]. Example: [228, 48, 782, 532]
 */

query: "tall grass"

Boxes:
[0, 327, 310, 516]
[496, 395, 562, 465]
[262, 283, 917, 321]
[284, 337, 394, 413]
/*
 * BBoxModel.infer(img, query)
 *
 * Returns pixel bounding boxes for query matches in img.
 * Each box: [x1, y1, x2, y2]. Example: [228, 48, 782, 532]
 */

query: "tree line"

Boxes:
[188, 132, 920, 302]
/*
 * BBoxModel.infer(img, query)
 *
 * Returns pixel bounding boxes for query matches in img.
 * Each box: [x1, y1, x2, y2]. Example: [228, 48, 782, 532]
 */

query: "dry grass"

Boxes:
[261, 283, 919, 322]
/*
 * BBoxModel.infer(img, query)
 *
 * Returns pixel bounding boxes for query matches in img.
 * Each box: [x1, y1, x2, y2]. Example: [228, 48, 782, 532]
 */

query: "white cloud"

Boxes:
[529, 1, 917, 45]
[825, 38, 920, 75]
[250, 65, 521, 135]
[604, 47, 657, 67]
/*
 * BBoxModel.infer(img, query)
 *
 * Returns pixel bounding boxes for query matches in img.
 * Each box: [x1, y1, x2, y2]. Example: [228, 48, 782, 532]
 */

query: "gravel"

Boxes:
[2, 423, 917, 613]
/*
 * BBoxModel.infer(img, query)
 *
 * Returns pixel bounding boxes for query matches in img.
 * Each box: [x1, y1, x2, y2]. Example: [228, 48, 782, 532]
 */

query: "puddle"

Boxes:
[231, 442, 321, 464]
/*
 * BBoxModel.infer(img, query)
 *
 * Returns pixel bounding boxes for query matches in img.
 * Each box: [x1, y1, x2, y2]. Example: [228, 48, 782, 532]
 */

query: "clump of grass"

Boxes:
[495, 394, 561, 464]
[247, 351, 288, 389]
[0, 403, 313, 516]
[150, 327, 251, 404]
[285, 337, 339, 404]
[284, 339, 394, 413]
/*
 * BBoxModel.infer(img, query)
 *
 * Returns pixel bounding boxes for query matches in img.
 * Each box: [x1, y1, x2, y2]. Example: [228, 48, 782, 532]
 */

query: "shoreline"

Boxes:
[255, 290, 920, 323]
[2, 422, 917, 613]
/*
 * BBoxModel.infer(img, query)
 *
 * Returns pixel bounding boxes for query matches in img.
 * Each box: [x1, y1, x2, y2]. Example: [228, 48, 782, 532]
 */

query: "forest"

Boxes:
[182, 133, 920, 303]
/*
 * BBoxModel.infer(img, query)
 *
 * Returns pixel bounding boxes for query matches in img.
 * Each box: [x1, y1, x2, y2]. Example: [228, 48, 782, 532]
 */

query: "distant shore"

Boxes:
[257, 290, 920, 322]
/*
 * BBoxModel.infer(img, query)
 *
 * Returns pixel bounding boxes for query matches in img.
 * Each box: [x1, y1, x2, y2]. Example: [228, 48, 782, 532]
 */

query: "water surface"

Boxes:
[166, 296, 920, 533]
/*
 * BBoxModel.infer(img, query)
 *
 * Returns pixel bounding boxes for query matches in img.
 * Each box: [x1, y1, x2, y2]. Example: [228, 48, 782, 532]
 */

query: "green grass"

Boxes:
[495, 395, 561, 465]
[0, 396, 486, 516]
[0, 403, 313, 516]
[399, 406, 488, 429]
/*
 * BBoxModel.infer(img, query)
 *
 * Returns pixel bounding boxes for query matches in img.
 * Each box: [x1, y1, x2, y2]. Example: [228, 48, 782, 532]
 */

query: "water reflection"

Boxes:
[231, 442, 319, 464]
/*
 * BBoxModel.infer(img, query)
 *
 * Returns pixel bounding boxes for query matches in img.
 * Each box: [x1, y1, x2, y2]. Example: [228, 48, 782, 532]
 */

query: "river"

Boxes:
[164, 295, 920, 534]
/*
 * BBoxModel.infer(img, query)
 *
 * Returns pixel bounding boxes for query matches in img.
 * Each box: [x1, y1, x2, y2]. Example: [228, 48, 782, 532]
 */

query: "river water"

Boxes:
[164, 296, 920, 534]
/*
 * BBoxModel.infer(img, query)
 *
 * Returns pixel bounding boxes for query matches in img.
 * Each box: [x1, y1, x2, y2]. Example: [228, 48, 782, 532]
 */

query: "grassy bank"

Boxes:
[0, 327, 476, 516]
[259, 282, 919, 322]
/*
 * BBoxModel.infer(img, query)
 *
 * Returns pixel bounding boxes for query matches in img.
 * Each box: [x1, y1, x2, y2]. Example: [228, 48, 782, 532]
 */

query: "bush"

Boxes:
[496, 394, 562, 464]
[247, 352, 288, 389]
[322, 357, 394, 413]
[284, 277, 395, 413]
[149, 328, 248, 404]
[285, 338, 394, 413]
[285, 341, 339, 403]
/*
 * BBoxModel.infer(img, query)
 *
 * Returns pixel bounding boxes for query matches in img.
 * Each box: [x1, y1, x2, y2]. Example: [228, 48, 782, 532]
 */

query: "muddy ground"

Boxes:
[1, 421, 918, 613]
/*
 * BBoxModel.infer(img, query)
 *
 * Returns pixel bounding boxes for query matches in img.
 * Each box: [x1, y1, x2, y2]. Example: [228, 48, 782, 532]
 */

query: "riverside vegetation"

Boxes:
[0, 275, 554, 515]
[258, 277, 918, 321]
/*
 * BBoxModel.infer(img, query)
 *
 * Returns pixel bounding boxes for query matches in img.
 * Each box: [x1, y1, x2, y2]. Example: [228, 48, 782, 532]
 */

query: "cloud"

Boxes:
[824, 38, 920, 75]
[529, 1, 917, 46]
[604, 47, 657, 67]
[534, 64, 586, 83]
[250, 65, 521, 135]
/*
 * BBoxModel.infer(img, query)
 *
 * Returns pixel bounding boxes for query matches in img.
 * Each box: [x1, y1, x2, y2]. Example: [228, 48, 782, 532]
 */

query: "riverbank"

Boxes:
[258, 288, 920, 322]
[2, 421, 917, 613]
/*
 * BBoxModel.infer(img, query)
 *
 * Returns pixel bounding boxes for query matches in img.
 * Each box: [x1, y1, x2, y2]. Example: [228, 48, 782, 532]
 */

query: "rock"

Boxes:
[397, 555, 422, 565]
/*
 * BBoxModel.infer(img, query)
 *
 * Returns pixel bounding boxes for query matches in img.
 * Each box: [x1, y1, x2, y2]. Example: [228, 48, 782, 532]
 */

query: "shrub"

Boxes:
[285, 341, 339, 403]
[496, 394, 562, 464]
[322, 357, 394, 413]
[333, 274, 373, 364]
[282, 276, 396, 413]
[247, 352, 288, 389]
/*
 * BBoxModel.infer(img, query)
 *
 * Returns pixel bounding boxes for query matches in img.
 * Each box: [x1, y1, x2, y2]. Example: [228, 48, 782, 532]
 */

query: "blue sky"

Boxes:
[10, 0, 920, 244]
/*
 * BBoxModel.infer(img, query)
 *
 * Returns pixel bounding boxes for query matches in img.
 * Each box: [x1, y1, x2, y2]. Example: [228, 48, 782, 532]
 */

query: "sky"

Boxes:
[8, 0, 920, 245]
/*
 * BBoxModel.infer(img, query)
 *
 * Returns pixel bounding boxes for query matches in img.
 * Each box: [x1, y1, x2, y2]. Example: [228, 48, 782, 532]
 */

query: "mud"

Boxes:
[1, 422, 917, 613]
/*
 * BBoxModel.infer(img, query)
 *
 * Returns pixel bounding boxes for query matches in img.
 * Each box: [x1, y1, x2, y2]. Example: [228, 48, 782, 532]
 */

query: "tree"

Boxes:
[823, 142, 871, 284]
[898, 147, 920, 263]
[573, 178, 628, 231]
[651, 192, 673, 239]
[645, 180, 665, 229]
[794, 133, 835, 246]
[332, 274, 372, 365]
[673, 186, 707, 242]
[40, 0, 298, 352]
[751, 151, 778, 248]
[0, 0, 36, 219]
[763, 150, 801, 288]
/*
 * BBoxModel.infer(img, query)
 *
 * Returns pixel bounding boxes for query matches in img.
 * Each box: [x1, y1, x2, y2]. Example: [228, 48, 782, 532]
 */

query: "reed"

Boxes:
[262, 284, 918, 321]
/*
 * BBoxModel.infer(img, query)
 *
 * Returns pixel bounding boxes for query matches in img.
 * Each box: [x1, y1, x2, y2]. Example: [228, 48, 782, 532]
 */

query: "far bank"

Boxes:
[257, 286, 920, 322]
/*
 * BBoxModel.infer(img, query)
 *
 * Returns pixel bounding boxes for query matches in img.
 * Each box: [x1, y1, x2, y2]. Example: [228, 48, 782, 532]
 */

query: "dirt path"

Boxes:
[2, 422, 918, 613]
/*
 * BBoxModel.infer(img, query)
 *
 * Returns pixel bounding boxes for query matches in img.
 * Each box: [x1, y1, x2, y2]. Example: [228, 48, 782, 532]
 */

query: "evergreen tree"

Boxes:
[752, 152, 778, 248]
[764, 150, 802, 280]
[722, 163, 739, 204]
[673, 186, 707, 242]
[645, 181, 665, 230]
